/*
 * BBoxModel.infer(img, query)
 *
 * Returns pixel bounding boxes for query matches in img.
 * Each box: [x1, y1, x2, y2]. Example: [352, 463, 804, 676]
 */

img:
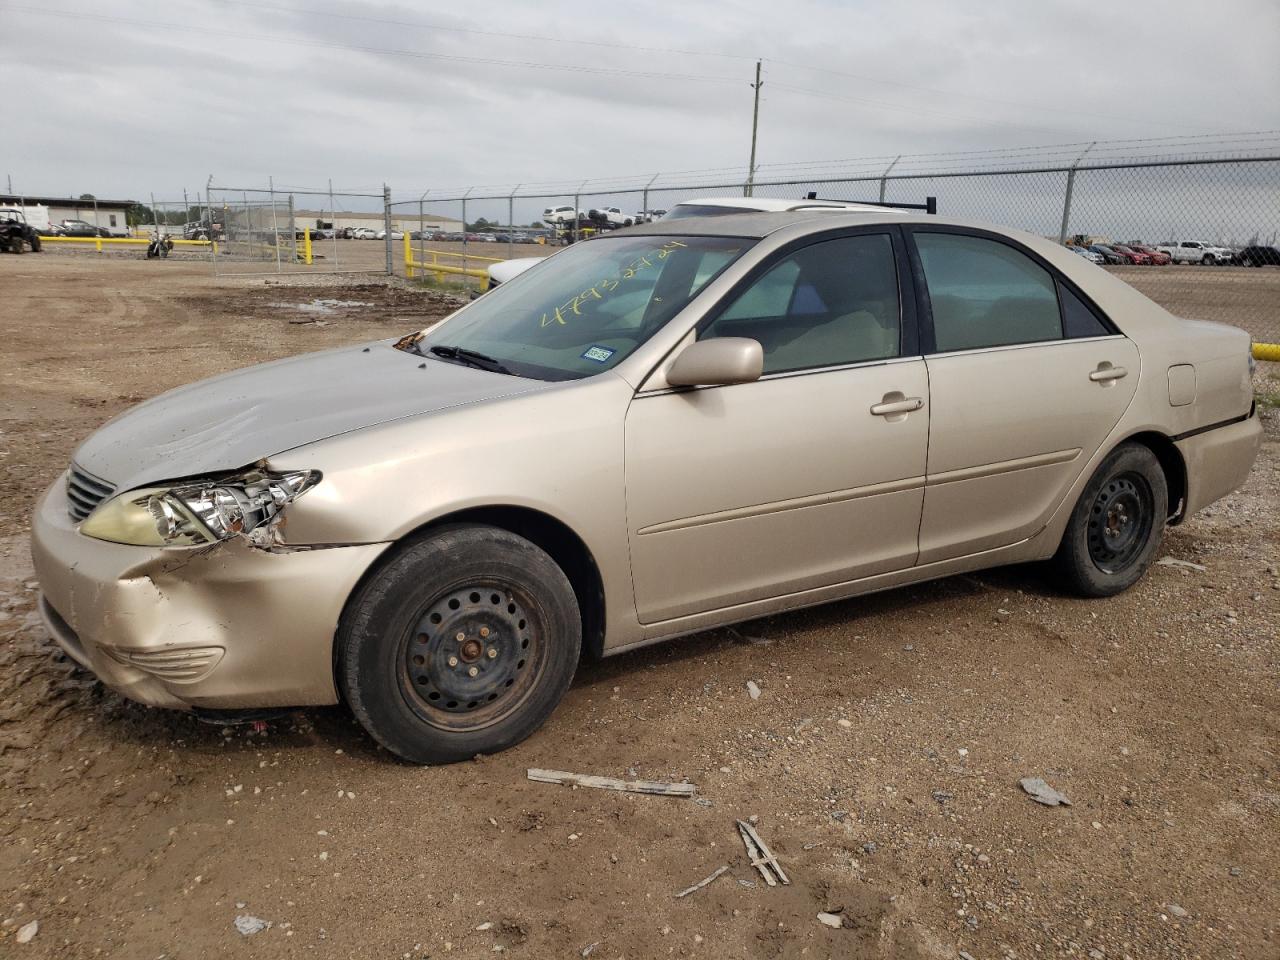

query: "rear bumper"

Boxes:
[1176, 408, 1263, 517]
[30, 475, 389, 710]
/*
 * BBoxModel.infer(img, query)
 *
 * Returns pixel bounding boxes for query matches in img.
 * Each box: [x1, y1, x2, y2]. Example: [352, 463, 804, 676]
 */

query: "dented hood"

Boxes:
[72, 341, 547, 492]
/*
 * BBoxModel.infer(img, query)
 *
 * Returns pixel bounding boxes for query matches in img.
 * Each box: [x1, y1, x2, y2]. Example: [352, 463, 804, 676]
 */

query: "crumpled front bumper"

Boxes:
[30, 474, 389, 710]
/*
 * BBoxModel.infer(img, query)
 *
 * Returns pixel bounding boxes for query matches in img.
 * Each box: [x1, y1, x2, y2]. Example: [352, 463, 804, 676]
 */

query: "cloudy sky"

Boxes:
[3, 0, 1278, 211]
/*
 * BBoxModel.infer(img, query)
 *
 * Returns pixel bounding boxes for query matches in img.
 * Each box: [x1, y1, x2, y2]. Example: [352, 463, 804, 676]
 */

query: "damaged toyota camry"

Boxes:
[32, 211, 1262, 763]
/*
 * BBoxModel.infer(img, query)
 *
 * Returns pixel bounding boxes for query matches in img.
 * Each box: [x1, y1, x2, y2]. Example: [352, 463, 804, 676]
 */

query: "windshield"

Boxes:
[415, 234, 751, 381]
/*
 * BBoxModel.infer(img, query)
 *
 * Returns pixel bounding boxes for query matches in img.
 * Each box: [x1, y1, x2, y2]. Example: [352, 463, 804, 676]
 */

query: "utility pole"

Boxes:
[745, 59, 762, 197]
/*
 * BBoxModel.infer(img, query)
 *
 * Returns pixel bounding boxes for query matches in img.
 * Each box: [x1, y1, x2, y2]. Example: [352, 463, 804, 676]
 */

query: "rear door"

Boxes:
[906, 227, 1139, 564]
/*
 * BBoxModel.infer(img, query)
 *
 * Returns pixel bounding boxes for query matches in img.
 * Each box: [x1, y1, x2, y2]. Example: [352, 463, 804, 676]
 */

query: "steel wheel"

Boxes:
[1055, 443, 1167, 597]
[1086, 472, 1154, 574]
[399, 580, 546, 732]
[338, 525, 581, 764]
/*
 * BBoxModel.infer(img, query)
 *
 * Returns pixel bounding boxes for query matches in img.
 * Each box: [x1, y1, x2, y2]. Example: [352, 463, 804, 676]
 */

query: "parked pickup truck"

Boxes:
[1155, 240, 1234, 265]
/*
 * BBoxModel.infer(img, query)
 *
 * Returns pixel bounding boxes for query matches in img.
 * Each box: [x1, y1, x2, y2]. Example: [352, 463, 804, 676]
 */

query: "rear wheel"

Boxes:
[9, 234, 24, 254]
[338, 525, 581, 764]
[1053, 443, 1167, 597]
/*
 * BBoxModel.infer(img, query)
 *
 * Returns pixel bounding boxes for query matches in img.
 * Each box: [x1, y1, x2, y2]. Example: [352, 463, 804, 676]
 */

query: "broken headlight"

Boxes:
[80, 469, 319, 547]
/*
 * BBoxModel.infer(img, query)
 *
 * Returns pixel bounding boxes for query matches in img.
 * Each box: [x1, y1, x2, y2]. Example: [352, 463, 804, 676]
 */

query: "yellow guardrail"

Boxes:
[41, 235, 215, 251]
[41, 233, 315, 265]
[403, 233, 496, 283]
[1255, 342, 1280, 362]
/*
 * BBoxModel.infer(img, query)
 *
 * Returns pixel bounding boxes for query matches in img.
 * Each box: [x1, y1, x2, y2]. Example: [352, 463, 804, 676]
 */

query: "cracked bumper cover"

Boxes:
[30, 475, 389, 710]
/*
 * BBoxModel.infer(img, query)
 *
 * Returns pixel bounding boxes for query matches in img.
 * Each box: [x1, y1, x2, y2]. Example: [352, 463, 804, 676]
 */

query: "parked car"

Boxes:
[632, 209, 668, 223]
[1068, 245, 1105, 264]
[31, 211, 1262, 764]
[1088, 244, 1129, 265]
[1121, 243, 1170, 266]
[1110, 244, 1153, 265]
[1233, 244, 1280, 267]
[58, 218, 110, 238]
[542, 205, 580, 225]
[1155, 240, 1234, 265]
[351, 227, 379, 240]
[375, 230, 404, 241]
[0, 207, 42, 253]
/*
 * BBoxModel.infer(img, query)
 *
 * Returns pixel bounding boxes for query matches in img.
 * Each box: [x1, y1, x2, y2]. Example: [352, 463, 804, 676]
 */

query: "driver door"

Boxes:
[624, 229, 930, 624]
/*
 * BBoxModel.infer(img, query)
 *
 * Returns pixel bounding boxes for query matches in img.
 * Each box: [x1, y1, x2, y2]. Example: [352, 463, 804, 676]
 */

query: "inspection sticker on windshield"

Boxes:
[581, 345, 615, 363]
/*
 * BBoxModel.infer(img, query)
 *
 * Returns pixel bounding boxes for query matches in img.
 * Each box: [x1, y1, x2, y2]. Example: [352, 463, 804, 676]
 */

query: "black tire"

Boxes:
[1054, 443, 1167, 597]
[29, 234, 40, 252]
[9, 234, 24, 254]
[337, 525, 581, 764]
[1201, 254, 1213, 265]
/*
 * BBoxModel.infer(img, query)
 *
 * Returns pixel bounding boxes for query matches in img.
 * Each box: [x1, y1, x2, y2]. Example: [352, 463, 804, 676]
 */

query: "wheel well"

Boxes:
[385, 506, 607, 661]
[1125, 431, 1188, 523]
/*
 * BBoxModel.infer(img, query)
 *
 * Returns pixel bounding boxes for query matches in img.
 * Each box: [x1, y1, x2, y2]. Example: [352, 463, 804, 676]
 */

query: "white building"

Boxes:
[0, 194, 134, 236]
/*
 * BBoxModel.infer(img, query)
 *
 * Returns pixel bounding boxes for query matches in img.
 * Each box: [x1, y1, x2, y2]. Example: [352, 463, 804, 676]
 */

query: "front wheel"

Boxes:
[1053, 443, 1167, 597]
[337, 525, 581, 764]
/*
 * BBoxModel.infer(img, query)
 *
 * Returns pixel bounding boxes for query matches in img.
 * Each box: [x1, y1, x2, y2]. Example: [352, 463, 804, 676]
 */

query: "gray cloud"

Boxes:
[3, 0, 1276, 206]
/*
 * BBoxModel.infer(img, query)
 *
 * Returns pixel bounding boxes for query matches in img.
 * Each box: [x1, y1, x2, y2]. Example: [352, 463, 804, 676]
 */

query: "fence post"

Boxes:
[879, 155, 901, 203]
[642, 173, 659, 221]
[1057, 142, 1095, 245]
[461, 187, 472, 279]
[288, 193, 297, 264]
[269, 177, 282, 273]
[383, 184, 393, 275]
[508, 184, 519, 259]
[417, 191, 429, 276]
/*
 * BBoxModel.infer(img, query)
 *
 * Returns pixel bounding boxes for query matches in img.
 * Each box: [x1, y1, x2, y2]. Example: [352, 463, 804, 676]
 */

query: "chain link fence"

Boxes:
[390, 149, 1280, 350]
[206, 183, 391, 276]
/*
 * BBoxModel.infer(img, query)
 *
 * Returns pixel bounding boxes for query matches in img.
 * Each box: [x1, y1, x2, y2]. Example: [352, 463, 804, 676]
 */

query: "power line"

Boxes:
[4, 4, 746, 85]
[765, 58, 1228, 134]
[224, 0, 758, 62]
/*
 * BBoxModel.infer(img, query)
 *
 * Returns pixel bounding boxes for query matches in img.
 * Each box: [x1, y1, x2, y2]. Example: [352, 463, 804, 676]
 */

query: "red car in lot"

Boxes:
[1111, 244, 1153, 265]
[1123, 243, 1171, 265]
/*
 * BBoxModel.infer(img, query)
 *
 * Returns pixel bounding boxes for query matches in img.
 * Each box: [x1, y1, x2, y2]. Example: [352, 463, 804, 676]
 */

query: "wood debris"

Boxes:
[527, 768, 696, 798]
[736, 819, 789, 886]
[674, 864, 730, 899]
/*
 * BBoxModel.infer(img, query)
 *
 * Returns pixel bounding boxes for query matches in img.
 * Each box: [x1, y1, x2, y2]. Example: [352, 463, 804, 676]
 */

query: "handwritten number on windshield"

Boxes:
[539, 240, 687, 328]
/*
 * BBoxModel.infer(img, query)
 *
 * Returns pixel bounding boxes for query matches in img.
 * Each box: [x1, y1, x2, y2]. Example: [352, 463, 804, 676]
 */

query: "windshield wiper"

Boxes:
[428, 344, 513, 375]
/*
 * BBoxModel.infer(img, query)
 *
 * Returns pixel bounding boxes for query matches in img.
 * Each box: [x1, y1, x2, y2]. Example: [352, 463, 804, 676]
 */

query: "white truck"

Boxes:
[1155, 240, 1234, 265]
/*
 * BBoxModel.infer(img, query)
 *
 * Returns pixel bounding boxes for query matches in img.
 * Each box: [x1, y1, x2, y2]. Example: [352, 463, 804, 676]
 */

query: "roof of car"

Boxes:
[620, 209, 915, 240]
[674, 196, 898, 214]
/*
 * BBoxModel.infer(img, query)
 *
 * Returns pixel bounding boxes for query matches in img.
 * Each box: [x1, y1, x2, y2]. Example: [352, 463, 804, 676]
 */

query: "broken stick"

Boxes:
[527, 768, 696, 798]
[674, 864, 729, 899]
[737, 819, 789, 886]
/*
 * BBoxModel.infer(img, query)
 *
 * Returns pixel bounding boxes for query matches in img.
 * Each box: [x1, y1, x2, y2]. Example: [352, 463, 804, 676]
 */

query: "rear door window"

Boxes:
[915, 233, 1063, 352]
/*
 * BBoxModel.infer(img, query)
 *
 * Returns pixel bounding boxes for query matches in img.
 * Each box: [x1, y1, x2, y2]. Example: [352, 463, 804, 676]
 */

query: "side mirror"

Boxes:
[666, 337, 764, 388]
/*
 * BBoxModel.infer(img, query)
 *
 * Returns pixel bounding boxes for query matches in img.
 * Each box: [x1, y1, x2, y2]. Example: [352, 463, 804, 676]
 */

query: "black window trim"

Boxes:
[690, 223, 921, 375]
[902, 223, 1121, 357]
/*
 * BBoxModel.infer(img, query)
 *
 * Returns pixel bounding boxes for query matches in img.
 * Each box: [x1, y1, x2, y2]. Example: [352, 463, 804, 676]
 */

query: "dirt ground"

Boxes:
[0, 254, 1277, 960]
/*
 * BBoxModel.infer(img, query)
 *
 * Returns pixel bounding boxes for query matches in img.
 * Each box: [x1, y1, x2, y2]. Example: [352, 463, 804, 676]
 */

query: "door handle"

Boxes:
[870, 394, 925, 417]
[1089, 363, 1128, 384]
